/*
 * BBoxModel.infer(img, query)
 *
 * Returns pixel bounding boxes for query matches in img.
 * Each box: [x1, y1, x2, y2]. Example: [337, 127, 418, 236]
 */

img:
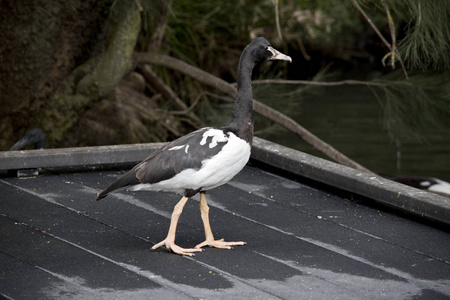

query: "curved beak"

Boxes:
[9, 128, 46, 150]
[9, 136, 32, 151]
[267, 46, 292, 63]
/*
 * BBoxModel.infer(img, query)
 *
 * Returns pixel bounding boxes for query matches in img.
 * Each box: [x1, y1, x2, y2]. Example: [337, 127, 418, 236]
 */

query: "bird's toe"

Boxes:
[195, 238, 246, 249]
[152, 239, 203, 256]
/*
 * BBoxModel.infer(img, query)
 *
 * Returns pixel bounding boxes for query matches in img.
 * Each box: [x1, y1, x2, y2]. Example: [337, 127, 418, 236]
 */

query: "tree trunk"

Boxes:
[38, 0, 142, 147]
[0, 0, 192, 149]
[0, 0, 113, 149]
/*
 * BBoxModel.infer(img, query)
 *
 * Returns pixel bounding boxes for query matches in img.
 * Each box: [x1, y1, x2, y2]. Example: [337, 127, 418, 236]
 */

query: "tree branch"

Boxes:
[76, 0, 142, 99]
[272, 0, 283, 41]
[136, 52, 375, 174]
[250, 78, 413, 87]
[136, 65, 203, 127]
[147, 0, 172, 52]
[351, 0, 408, 79]
[381, 0, 396, 69]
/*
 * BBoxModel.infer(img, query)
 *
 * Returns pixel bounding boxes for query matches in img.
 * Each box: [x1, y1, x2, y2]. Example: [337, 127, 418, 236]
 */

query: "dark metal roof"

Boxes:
[1, 138, 449, 299]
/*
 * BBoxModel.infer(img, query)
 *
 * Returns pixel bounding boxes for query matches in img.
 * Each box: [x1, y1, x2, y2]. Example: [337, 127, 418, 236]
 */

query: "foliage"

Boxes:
[353, 0, 450, 71]
[350, 0, 450, 142]
[387, 0, 450, 70]
[136, 0, 449, 145]
[136, 0, 375, 128]
[158, 0, 370, 68]
[5, 0, 448, 149]
[375, 71, 450, 142]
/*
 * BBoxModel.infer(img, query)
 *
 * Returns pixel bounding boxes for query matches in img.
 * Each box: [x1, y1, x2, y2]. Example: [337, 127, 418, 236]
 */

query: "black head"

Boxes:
[245, 37, 292, 64]
[9, 128, 46, 150]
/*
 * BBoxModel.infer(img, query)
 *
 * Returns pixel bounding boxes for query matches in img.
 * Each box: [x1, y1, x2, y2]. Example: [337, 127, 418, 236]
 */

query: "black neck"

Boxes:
[226, 51, 255, 144]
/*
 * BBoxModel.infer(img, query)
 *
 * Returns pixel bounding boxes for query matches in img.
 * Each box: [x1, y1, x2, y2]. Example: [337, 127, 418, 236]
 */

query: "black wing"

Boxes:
[135, 128, 229, 183]
[96, 128, 229, 200]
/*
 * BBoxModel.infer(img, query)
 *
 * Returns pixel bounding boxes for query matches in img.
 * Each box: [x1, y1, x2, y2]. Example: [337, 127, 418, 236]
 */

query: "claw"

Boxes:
[152, 239, 203, 256]
[195, 239, 246, 249]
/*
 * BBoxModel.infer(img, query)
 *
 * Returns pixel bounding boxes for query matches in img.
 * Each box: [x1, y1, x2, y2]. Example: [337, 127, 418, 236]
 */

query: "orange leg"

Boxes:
[195, 192, 246, 249]
[152, 196, 203, 256]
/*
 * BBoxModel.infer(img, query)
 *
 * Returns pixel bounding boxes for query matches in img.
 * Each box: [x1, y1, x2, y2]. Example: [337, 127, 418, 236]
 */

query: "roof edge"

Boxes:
[0, 143, 164, 170]
[252, 137, 450, 225]
[1, 137, 448, 224]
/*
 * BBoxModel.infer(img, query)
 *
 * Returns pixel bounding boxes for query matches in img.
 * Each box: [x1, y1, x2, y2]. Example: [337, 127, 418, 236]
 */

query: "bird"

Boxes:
[384, 175, 450, 197]
[9, 128, 46, 150]
[96, 37, 292, 256]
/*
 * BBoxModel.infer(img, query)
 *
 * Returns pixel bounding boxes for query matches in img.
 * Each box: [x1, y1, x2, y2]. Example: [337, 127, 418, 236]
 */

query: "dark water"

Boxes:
[252, 85, 450, 182]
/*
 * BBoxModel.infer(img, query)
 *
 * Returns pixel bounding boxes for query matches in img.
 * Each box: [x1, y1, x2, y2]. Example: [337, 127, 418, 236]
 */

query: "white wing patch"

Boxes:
[200, 129, 229, 148]
[168, 145, 185, 151]
[168, 144, 190, 153]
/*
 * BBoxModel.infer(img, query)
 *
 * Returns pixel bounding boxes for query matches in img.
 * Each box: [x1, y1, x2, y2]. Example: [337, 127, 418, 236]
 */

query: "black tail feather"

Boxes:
[96, 190, 109, 201]
[96, 169, 140, 201]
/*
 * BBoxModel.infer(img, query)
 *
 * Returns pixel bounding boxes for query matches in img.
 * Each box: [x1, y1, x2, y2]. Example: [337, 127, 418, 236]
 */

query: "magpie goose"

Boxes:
[9, 128, 46, 150]
[96, 37, 292, 256]
[384, 175, 450, 197]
